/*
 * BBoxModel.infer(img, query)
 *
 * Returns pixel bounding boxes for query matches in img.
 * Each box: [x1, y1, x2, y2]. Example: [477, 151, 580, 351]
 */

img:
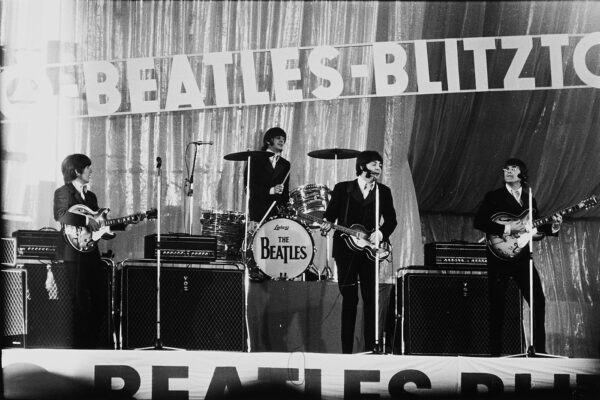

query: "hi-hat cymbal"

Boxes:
[307, 148, 361, 159]
[224, 150, 272, 161]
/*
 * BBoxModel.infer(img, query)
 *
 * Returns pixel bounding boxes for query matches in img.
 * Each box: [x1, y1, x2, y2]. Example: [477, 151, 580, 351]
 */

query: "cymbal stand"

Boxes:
[322, 154, 340, 281]
[243, 152, 252, 256]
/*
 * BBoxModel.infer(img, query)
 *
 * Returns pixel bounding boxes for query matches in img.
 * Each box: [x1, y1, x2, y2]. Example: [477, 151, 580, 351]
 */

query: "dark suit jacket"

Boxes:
[474, 186, 556, 263]
[323, 179, 397, 261]
[244, 154, 291, 222]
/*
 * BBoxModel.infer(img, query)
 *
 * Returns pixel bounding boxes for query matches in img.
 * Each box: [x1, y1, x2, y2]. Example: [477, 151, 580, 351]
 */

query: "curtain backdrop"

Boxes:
[1, 0, 599, 357]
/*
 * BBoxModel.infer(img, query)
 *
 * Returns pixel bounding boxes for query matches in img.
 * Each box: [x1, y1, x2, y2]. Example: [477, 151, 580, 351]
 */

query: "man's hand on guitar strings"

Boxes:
[88, 218, 100, 232]
[369, 230, 383, 244]
[551, 213, 563, 232]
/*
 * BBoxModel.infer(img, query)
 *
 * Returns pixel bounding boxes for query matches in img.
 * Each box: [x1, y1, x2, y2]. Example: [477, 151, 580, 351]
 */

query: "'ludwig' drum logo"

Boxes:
[260, 237, 307, 263]
[274, 224, 289, 230]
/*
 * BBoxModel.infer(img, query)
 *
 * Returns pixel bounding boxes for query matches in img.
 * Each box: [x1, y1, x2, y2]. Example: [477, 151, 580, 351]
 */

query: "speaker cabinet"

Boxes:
[119, 259, 247, 351]
[397, 269, 523, 356]
[1, 268, 27, 347]
[1, 260, 115, 349]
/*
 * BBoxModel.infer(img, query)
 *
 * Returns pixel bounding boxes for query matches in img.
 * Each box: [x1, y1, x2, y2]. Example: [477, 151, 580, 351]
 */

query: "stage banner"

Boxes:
[2, 349, 599, 399]
[1, 33, 599, 119]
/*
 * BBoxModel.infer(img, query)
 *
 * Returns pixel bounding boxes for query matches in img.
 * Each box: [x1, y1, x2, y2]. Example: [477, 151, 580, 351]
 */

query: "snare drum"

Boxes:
[289, 184, 331, 227]
[201, 209, 245, 260]
[250, 217, 315, 280]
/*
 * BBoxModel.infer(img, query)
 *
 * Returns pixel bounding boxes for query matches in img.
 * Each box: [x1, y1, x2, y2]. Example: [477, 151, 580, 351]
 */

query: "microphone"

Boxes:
[156, 157, 162, 169]
[518, 173, 528, 185]
[362, 165, 378, 180]
[190, 141, 213, 145]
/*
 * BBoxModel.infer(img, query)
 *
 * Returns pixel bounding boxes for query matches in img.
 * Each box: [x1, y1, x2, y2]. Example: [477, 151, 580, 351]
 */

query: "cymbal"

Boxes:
[224, 150, 272, 161]
[307, 148, 360, 160]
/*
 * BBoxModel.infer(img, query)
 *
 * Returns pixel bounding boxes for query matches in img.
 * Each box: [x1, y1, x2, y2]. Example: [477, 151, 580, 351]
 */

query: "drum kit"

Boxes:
[202, 148, 360, 280]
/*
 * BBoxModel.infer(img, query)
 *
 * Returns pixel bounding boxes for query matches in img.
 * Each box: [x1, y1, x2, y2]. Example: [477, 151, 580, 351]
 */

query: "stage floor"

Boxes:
[2, 349, 599, 399]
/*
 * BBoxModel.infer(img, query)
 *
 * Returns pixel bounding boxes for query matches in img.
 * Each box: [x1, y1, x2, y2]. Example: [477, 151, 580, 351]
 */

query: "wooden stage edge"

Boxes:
[2, 348, 599, 399]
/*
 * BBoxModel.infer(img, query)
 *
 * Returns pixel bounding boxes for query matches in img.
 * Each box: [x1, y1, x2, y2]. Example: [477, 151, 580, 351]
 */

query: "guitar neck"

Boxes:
[102, 213, 142, 227]
[298, 213, 367, 239]
[533, 204, 582, 228]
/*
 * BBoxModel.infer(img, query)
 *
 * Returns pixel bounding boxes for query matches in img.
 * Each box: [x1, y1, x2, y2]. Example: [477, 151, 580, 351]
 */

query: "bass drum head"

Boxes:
[251, 217, 315, 280]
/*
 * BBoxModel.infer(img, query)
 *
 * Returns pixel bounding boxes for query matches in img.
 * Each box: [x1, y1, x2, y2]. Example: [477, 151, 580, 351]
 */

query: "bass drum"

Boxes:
[250, 217, 315, 280]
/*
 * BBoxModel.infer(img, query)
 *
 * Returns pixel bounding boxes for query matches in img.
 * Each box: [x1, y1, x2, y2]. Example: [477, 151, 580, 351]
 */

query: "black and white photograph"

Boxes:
[1, 1, 599, 399]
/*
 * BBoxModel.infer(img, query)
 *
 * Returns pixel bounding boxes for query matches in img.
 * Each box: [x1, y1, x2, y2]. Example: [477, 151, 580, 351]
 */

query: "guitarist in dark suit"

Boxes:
[244, 127, 291, 225]
[321, 151, 397, 353]
[474, 158, 562, 356]
[53, 154, 125, 348]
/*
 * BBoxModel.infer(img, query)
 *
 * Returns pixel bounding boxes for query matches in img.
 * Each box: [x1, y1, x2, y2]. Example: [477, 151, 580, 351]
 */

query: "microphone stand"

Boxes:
[185, 144, 199, 235]
[185, 142, 213, 235]
[138, 157, 180, 351]
[508, 184, 562, 358]
[372, 181, 383, 354]
[526, 184, 535, 356]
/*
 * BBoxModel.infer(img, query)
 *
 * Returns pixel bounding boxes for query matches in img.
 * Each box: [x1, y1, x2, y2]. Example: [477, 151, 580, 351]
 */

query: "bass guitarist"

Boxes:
[474, 158, 562, 356]
[53, 153, 131, 348]
[320, 150, 397, 354]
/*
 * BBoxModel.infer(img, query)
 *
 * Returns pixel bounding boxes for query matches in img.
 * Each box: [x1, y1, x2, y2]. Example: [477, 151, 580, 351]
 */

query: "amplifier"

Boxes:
[119, 259, 247, 351]
[396, 267, 523, 355]
[424, 242, 487, 269]
[12, 230, 61, 261]
[1, 238, 17, 266]
[144, 234, 217, 263]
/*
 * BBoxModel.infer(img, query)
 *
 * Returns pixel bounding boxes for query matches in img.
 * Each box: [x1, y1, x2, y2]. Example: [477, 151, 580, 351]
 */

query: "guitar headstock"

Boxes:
[579, 195, 599, 211]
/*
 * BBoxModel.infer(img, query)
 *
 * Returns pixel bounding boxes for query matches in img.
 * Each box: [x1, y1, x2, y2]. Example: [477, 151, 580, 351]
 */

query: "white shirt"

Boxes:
[267, 150, 280, 168]
[72, 180, 87, 200]
[357, 176, 374, 199]
[506, 184, 522, 205]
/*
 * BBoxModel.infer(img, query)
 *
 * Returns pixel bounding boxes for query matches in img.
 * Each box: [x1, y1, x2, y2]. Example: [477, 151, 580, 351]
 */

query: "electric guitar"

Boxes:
[63, 204, 157, 252]
[294, 211, 391, 261]
[487, 195, 598, 260]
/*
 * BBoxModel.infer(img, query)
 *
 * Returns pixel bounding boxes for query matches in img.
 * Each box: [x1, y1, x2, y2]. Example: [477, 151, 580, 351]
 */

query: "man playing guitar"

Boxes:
[474, 158, 562, 356]
[53, 154, 134, 348]
[320, 150, 397, 354]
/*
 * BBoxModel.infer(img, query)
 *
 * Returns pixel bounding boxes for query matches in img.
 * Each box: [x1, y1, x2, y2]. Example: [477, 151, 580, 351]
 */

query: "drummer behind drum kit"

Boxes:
[207, 148, 361, 281]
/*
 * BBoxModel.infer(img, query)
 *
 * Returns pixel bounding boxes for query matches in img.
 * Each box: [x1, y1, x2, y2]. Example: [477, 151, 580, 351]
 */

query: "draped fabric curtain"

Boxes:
[1, 0, 599, 356]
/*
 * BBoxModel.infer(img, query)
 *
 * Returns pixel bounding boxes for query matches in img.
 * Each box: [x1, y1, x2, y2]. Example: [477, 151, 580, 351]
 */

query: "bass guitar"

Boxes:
[294, 211, 391, 261]
[487, 195, 598, 260]
[63, 204, 157, 252]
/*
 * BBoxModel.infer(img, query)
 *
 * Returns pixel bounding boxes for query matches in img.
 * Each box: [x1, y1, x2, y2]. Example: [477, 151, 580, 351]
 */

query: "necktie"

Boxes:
[512, 190, 521, 205]
[80, 185, 87, 200]
[272, 155, 279, 168]
[363, 183, 371, 198]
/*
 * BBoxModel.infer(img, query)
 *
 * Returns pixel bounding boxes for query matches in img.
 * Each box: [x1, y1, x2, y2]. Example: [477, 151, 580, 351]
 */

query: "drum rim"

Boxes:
[249, 216, 316, 279]
[201, 209, 246, 217]
[290, 183, 331, 193]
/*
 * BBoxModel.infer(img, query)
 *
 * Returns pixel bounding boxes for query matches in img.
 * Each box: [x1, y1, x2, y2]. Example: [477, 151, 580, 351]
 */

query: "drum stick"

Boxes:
[257, 201, 278, 229]
[281, 169, 291, 185]
[256, 165, 291, 232]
